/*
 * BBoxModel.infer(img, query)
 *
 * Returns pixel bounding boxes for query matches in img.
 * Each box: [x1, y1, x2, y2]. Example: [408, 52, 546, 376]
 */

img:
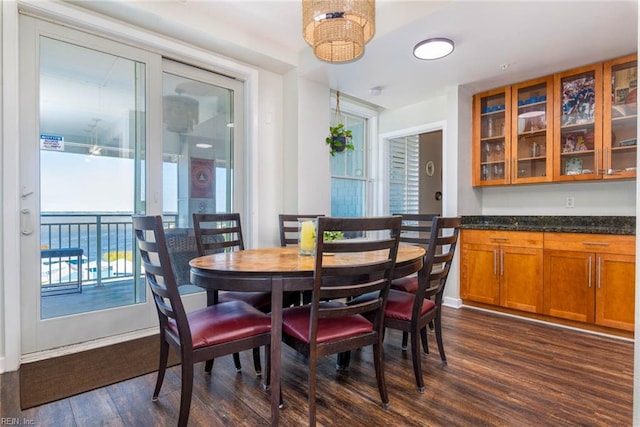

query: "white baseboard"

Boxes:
[0, 356, 5, 374]
[443, 296, 463, 308]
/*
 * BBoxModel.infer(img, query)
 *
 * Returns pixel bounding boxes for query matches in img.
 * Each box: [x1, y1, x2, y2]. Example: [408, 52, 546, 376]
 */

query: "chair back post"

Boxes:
[132, 215, 192, 350]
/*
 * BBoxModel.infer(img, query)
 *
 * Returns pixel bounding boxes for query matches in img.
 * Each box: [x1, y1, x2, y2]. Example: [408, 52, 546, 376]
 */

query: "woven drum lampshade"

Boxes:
[302, 0, 375, 63]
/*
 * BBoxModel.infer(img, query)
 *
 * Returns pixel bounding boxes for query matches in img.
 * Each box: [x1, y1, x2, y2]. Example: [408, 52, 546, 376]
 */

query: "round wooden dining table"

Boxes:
[189, 244, 426, 426]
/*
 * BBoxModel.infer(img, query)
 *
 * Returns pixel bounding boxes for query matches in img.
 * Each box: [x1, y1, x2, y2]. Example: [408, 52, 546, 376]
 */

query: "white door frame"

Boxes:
[377, 121, 447, 216]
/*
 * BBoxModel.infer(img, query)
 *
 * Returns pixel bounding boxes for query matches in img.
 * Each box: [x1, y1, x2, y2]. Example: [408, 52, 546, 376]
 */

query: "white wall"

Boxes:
[282, 70, 299, 216]
[379, 94, 447, 135]
[255, 69, 285, 248]
[296, 79, 331, 215]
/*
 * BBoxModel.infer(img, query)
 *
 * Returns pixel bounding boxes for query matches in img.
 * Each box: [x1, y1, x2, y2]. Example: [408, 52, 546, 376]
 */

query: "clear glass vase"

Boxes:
[298, 219, 317, 256]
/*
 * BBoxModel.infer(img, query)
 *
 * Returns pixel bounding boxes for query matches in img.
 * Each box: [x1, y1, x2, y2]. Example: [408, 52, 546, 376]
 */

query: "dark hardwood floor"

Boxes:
[1, 306, 633, 426]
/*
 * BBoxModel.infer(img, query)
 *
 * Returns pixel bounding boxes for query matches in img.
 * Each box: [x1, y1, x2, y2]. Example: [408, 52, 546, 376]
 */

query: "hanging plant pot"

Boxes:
[331, 136, 347, 152]
[326, 123, 354, 156]
[326, 92, 355, 156]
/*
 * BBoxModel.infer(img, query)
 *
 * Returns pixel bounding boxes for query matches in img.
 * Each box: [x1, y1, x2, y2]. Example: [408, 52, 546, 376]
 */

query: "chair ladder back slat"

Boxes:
[193, 213, 245, 256]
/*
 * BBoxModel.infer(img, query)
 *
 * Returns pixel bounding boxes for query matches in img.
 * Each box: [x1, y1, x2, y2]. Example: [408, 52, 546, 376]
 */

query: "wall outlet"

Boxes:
[565, 196, 575, 208]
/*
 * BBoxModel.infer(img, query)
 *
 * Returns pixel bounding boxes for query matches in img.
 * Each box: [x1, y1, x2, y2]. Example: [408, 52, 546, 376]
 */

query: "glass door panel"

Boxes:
[555, 65, 602, 181]
[604, 54, 637, 179]
[478, 90, 509, 184]
[512, 77, 553, 183]
[161, 61, 240, 295]
[38, 37, 146, 319]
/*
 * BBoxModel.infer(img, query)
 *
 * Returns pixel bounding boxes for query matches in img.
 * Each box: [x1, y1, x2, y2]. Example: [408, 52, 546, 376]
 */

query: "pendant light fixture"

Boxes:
[302, 0, 375, 63]
[163, 88, 199, 134]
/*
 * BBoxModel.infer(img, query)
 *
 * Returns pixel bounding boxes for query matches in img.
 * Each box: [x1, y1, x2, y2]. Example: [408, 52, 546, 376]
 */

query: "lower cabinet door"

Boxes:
[543, 249, 594, 323]
[500, 246, 543, 313]
[595, 253, 635, 331]
[461, 242, 500, 305]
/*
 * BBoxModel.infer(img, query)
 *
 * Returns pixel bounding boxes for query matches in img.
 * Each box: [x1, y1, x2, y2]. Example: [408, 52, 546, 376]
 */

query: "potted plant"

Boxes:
[326, 123, 354, 156]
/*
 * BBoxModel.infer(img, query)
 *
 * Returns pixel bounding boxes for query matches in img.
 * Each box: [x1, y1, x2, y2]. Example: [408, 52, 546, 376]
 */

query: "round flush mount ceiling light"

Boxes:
[413, 37, 454, 60]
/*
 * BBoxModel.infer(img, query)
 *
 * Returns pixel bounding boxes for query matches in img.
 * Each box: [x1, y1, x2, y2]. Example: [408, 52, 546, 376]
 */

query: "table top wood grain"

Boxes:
[189, 244, 425, 274]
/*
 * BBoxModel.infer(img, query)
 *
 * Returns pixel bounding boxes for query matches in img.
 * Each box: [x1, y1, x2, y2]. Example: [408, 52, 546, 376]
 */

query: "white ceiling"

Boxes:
[68, 0, 638, 110]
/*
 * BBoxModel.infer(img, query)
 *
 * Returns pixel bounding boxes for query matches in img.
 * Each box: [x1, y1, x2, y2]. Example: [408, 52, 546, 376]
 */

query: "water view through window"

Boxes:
[39, 37, 147, 318]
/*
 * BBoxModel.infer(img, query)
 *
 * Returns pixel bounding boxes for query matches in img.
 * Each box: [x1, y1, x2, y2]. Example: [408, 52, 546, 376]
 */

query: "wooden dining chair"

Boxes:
[281, 216, 402, 426]
[192, 212, 270, 375]
[132, 215, 272, 427]
[348, 216, 460, 392]
[384, 216, 461, 392]
[277, 213, 325, 247]
[389, 213, 438, 350]
[390, 213, 438, 294]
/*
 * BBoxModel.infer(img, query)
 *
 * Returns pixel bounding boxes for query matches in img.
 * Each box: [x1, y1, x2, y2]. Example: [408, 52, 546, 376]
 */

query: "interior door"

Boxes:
[18, 17, 162, 353]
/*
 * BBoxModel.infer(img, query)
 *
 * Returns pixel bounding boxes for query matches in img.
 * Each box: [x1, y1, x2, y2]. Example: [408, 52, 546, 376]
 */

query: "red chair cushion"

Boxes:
[384, 289, 436, 322]
[169, 300, 271, 349]
[391, 276, 418, 293]
[219, 291, 272, 310]
[282, 303, 373, 344]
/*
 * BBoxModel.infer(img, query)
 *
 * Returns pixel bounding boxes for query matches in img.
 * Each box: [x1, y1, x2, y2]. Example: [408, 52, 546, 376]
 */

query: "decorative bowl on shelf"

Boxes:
[565, 157, 583, 175]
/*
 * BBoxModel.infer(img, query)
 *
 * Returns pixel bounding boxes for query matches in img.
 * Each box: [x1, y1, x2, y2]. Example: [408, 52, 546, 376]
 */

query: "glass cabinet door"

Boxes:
[554, 65, 602, 181]
[473, 87, 511, 185]
[511, 76, 553, 184]
[603, 54, 637, 179]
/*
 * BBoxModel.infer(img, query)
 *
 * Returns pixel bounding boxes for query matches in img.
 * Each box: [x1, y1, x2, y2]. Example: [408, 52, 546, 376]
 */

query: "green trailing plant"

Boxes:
[323, 231, 344, 242]
[326, 123, 354, 156]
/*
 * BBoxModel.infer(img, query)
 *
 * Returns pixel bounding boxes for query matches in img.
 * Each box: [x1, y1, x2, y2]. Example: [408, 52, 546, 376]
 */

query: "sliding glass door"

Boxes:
[19, 16, 244, 353]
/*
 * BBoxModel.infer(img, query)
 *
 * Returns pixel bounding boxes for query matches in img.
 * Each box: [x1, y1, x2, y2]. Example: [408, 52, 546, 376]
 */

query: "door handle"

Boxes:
[21, 186, 34, 199]
[21, 209, 33, 235]
[587, 256, 592, 288]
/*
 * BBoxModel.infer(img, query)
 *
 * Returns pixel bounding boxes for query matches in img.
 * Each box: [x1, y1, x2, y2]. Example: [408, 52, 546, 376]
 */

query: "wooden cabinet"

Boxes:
[472, 54, 637, 186]
[543, 233, 635, 331]
[461, 229, 635, 332]
[472, 87, 511, 186]
[461, 230, 543, 313]
[603, 53, 637, 180]
[553, 63, 603, 181]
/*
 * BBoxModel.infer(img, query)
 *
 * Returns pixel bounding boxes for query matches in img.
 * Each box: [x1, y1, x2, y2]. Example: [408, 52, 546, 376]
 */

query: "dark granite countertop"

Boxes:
[461, 216, 635, 235]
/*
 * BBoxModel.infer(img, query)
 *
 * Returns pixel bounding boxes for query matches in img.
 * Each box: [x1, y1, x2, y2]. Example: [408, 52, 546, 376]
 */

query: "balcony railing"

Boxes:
[41, 212, 177, 288]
